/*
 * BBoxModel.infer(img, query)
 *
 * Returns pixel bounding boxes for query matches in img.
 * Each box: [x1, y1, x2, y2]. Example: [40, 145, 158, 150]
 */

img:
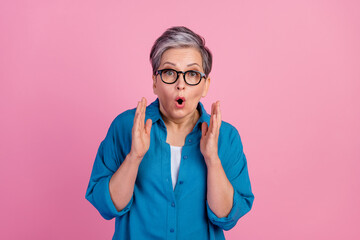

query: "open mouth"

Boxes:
[176, 97, 185, 106]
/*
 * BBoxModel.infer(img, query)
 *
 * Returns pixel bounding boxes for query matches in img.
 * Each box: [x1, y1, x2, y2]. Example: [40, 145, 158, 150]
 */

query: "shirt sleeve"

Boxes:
[85, 118, 133, 220]
[206, 127, 254, 231]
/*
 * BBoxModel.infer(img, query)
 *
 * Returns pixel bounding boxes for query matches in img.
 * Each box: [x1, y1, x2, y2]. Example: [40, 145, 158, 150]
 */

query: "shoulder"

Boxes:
[106, 107, 137, 137]
[218, 120, 245, 159]
[219, 120, 242, 145]
[218, 120, 246, 171]
[113, 108, 136, 125]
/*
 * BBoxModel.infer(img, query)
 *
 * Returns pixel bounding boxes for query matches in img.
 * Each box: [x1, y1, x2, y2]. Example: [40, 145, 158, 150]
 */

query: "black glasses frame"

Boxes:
[156, 69, 206, 86]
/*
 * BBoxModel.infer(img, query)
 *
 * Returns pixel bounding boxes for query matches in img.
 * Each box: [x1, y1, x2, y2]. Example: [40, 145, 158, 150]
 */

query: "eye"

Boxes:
[187, 71, 199, 78]
[189, 72, 196, 77]
[163, 69, 175, 76]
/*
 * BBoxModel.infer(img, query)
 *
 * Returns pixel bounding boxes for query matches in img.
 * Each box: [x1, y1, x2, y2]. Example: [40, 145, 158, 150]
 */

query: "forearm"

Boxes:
[109, 152, 141, 212]
[206, 157, 234, 218]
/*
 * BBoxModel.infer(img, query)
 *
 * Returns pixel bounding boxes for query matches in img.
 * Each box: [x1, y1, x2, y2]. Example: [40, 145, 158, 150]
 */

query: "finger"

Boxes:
[145, 119, 152, 135]
[215, 101, 220, 115]
[133, 101, 141, 131]
[216, 101, 221, 130]
[209, 102, 215, 131]
[211, 102, 218, 134]
[211, 102, 216, 117]
[201, 122, 208, 137]
[211, 113, 217, 135]
[143, 97, 147, 107]
[134, 101, 141, 123]
[211, 101, 220, 134]
[140, 97, 146, 128]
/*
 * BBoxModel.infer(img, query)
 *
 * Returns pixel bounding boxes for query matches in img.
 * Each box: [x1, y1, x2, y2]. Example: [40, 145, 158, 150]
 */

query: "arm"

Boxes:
[201, 101, 233, 218]
[108, 152, 142, 211]
[206, 157, 234, 218]
[201, 101, 254, 230]
[85, 97, 152, 219]
[109, 97, 152, 211]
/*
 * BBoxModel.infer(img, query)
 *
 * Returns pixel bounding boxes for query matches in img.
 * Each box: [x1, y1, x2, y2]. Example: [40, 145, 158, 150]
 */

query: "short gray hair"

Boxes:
[150, 26, 213, 77]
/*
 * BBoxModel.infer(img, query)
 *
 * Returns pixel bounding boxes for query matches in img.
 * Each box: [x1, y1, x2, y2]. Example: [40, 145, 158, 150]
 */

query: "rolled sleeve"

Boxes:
[206, 181, 253, 230]
[206, 190, 239, 230]
[87, 175, 133, 220]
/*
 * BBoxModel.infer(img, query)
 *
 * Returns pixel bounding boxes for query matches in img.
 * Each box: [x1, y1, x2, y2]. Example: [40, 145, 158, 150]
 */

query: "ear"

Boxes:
[152, 75, 157, 95]
[201, 77, 211, 98]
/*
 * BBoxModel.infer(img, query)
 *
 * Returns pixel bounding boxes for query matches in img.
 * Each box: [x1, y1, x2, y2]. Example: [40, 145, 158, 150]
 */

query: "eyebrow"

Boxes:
[187, 63, 201, 67]
[162, 62, 201, 68]
[162, 61, 176, 66]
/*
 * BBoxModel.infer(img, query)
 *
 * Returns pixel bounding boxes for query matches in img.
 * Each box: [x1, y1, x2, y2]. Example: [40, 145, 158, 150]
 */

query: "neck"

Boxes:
[161, 109, 200, 133]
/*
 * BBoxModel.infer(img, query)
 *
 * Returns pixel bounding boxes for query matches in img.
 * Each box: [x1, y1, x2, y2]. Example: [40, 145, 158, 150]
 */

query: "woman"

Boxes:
[85, 26, 254, 240]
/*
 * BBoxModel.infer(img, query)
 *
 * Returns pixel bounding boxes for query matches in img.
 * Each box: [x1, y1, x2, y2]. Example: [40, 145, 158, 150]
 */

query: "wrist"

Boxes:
[128, 151, 143, 164]
[205, 155, 221, 168]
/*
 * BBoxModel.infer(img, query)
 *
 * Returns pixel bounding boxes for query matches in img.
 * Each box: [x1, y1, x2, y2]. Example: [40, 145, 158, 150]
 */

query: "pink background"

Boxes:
[1, 0, 359, 239]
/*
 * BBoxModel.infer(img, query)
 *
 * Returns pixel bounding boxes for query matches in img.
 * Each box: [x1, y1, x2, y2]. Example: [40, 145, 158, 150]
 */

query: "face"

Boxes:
[152, 47, 210, 123]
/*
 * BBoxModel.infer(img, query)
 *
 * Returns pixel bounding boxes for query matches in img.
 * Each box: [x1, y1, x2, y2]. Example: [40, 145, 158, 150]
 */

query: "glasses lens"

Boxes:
[185, 71, 201, 85]
[161, 69, 177, 83]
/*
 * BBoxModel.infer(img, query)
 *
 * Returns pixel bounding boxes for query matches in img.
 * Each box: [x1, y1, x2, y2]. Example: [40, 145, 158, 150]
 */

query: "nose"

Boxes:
[176, 73, 186, 90]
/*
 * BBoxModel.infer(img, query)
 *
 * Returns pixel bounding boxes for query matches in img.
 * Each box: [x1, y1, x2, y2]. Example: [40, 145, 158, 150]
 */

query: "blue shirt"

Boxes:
[85, 98, 254, 240]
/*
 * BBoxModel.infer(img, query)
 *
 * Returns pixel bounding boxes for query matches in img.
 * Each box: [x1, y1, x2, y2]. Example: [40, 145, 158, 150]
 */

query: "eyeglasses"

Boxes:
[156, 69, 206, 86]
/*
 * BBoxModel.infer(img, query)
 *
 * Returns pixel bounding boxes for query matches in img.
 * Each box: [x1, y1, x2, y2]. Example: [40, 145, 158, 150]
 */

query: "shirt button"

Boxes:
[170, 229, 174, 233]
[171, 202, 175, 207]
[183, 155, 188, 159]
[179, 181, 184, 184]
[188, 139, 192, 143]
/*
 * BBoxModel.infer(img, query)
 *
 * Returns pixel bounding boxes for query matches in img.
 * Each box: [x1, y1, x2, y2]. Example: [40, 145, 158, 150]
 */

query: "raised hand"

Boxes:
[200, 101, 221, 166]
[129, 97, 152, 161]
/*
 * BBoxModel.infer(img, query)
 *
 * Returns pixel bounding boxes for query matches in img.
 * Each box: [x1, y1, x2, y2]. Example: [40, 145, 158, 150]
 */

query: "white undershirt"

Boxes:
[170, 145, 182, 190]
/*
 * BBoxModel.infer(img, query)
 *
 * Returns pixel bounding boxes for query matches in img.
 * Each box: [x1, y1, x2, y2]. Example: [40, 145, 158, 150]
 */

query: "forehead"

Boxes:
[160, 47, 203, 68]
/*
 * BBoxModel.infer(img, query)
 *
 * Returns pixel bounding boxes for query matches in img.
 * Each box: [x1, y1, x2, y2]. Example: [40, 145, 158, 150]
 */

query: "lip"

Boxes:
[175, 96, 186, 102]
[175, 96, 186, 108]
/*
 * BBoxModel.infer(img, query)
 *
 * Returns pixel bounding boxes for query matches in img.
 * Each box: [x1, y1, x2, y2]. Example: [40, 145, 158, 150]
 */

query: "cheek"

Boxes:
[191, 87, 206, 98]
[156, 85, 174, 99]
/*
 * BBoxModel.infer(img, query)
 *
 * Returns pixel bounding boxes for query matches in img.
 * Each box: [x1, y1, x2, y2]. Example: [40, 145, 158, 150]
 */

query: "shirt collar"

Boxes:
[145, 98, 210, 128]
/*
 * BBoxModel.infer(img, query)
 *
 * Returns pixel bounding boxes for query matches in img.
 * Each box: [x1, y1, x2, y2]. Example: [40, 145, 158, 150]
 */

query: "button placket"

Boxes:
[167, 201, 177, 238]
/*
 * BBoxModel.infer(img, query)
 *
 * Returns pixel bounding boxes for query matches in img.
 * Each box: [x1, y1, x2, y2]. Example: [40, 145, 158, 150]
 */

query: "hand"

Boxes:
[200, 101, 221, 166]
[129, 97, 152, 161]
